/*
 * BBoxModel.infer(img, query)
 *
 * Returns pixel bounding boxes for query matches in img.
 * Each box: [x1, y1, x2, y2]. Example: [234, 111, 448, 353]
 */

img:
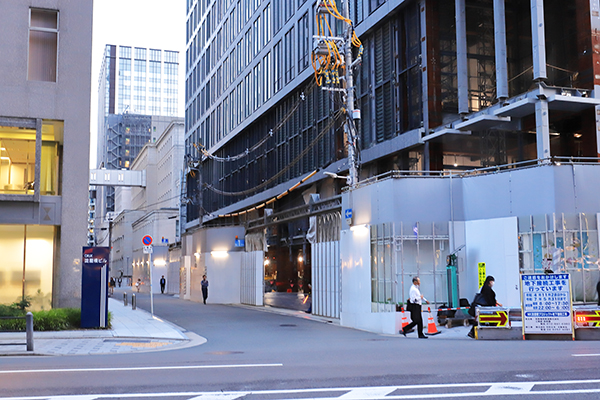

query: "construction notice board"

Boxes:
[521, 273, 573, 336]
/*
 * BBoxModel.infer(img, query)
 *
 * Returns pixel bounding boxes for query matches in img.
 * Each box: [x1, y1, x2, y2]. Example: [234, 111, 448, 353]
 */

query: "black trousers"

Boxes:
[160, 284, 165, 293]
[202, 287, 208, 303]
[403, 304, 424, 336]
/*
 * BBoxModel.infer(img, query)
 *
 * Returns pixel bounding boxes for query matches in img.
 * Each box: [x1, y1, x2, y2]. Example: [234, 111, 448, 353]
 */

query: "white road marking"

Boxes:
[485, 382, 535, 394]
[5, 379, 600, 400]
[572, 353, 600, 357]
[338, 387, 396, 398]
[0, 363, 283, 375]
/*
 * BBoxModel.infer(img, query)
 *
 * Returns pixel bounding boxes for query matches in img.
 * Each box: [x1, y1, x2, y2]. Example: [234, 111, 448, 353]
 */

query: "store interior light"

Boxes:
[211, 250, 229, 258]
[154, 259, 166, 267]
[297, 255, 304, 263]
[0, 156, 9, 161]
[264, 258, 271, 266]
[194, 252, 200, 257]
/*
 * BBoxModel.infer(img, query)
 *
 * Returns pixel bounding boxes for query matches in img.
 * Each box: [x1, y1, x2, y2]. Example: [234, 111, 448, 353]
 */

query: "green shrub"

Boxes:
[0, 308, 82, 331]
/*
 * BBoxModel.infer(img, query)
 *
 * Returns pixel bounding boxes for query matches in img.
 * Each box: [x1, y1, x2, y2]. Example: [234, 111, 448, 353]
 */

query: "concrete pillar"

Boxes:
[494, 0, 508, 101]
[535, 99, 550, 160]
[455, 0, 469, 114]
[531, 0, 547, 81]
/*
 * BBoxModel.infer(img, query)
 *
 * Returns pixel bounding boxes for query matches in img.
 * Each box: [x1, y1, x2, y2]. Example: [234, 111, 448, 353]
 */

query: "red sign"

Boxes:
[575, 311, 600, 328]
[142, 235, 153, 246]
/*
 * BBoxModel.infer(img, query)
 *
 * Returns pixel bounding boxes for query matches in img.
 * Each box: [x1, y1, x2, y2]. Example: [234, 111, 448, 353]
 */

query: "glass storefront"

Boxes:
[0, 225, 55, 309]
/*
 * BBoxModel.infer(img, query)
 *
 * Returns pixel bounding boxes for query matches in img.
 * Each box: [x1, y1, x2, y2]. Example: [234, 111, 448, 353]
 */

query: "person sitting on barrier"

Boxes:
[468, 275, 502, 338]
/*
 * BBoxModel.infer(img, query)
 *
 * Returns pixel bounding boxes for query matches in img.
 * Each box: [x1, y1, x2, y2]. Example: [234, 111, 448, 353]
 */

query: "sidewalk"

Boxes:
[0, 297, 206, 356]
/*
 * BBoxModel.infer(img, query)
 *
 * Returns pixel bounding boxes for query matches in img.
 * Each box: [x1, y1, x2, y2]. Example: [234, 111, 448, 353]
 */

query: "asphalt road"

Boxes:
[2, 293, 600, 399]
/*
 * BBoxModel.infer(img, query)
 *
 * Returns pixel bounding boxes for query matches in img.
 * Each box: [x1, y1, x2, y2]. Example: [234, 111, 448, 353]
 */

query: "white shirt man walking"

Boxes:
[401, 277, 430, 338]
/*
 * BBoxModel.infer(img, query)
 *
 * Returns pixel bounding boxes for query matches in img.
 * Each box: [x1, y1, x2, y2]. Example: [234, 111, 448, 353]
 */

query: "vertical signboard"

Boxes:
[81, 247, 110, 328]
[478, 262, 486, 288]
[521, 273, 574, 337]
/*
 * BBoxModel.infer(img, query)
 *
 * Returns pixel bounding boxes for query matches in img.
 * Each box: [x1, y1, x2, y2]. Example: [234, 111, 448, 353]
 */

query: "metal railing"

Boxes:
[0, 312, 34, 351]
[347, 157, 600, 191]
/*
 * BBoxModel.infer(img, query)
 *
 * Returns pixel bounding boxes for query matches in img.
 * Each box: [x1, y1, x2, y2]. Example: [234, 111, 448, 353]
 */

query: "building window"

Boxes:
[28, 9, 59, 82]
[298, 12, 309, 72]
[284, 27, 295, 84]
[0, 126, 36, 194]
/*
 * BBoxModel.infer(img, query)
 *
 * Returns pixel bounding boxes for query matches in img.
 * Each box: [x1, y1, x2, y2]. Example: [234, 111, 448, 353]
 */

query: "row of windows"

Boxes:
[191, 3, 422, 215]
[186, 5, 316, 144]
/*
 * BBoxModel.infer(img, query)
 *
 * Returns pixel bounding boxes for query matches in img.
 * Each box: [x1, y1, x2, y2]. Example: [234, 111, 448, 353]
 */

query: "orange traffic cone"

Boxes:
[427, 307, 440, 335]
[401, 308, 409, 331]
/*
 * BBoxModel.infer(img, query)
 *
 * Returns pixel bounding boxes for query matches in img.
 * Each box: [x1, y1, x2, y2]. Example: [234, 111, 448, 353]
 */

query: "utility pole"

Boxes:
[343, 0, 359, 187]
[313, 1, 362, 187]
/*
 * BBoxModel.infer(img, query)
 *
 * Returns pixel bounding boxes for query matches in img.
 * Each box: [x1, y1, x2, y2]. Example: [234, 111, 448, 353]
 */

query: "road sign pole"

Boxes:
[149, 249, 154, 317]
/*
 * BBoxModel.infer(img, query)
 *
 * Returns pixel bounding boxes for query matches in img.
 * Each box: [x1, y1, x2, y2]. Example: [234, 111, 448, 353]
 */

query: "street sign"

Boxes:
[478, 310, 509, 328]
[478, 262, 486, 288]
[574, 310, 600, 328]
[234, 239, 245, 247]
[521, 273, 574, 336]
[142, 235, 153, 246]
[344, 209, 353, 219]
[143, 245, 153, 254]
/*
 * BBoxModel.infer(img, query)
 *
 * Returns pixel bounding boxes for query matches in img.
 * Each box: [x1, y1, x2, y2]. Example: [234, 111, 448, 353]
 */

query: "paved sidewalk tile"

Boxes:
[0, 298, 195, 356]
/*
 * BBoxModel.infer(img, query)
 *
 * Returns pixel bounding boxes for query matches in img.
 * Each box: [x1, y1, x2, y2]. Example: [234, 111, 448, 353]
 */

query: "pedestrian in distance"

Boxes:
[401, 276, 430, 338]
[135, 278, 141, 293]
[160, 275, 166, 294]
[468, 275, 502, 338]
[109, 277, 115, 296]
[201, 275, 209, 304]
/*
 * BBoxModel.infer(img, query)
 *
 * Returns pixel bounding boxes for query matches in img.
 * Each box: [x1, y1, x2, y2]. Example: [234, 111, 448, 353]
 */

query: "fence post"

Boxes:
[132, 294, 136, 310]
[25, 312, 33, 352]
[123, 292, 128, 306]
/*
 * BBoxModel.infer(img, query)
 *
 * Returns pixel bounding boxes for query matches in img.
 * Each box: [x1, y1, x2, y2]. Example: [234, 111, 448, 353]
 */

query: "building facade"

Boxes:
[0, 1, 93, 309]
[111, 118, 185, 292]
[183, 0, 600, 323]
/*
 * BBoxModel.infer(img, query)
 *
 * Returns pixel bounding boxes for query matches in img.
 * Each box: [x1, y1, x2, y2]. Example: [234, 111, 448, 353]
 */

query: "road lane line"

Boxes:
[6, 379, 600, 400]
[0, 363, 283, 375]
[572, 353, 600, 357]
[485, 382, 535, 394]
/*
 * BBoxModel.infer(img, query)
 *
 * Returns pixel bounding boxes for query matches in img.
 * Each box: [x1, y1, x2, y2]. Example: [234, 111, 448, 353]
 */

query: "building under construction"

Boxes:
[182, 0, 600, 321]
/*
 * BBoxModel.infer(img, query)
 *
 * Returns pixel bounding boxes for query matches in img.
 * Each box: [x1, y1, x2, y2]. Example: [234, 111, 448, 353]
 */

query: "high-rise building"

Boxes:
[182, 1, 600, 322]
[98, 45, 180, 119]
[95, 45, 181, 232]
[0, 1, 93, 308]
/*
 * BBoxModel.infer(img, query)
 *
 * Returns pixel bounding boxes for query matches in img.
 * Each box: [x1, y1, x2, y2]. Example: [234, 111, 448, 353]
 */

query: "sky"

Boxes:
[89, 0, 186, 167]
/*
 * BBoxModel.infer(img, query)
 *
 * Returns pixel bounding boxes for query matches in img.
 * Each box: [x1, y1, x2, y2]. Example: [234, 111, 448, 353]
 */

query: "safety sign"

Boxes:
[142, 235, 153, 246]
[478, 310, 509, 328]
[521, 273, 573, 336]
[478, 262, 486, 288]
[574, 310, 600, 328]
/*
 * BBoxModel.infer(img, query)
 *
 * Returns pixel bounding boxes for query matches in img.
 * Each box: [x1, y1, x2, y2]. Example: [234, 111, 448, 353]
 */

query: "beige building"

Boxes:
[112, 118, 184, 293]
[0, 1, 93, 308]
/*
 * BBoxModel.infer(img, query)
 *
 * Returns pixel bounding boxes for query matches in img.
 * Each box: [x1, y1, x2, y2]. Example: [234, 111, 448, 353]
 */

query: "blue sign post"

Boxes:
[81, 247, 110, 328]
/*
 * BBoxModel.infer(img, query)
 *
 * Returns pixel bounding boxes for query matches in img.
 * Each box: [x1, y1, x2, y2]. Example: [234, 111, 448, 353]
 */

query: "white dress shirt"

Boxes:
[409, 284, 426, 305]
